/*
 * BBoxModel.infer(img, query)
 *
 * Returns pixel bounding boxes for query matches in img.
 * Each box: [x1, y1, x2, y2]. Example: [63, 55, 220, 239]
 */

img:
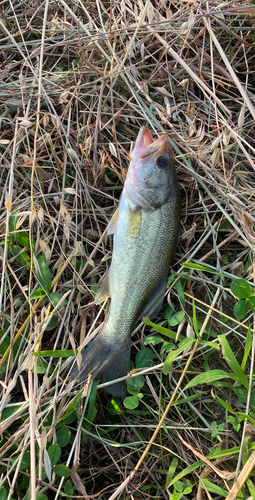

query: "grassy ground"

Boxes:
[0, 0, 255, 498]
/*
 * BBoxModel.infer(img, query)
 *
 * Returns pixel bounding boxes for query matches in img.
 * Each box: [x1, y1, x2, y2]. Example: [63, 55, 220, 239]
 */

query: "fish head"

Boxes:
[125, 127, 177, 209]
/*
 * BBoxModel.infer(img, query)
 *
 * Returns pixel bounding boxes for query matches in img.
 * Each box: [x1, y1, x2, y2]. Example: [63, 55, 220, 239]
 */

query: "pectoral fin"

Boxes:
[127, 207, 141, 237]
[108, 208, 119, 235]
[140, 269, 169, 320]
[95, 270, 111, 303]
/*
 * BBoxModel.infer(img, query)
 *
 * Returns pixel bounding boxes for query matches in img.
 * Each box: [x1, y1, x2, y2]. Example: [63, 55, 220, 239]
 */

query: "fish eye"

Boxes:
[157, 155, 168, 168]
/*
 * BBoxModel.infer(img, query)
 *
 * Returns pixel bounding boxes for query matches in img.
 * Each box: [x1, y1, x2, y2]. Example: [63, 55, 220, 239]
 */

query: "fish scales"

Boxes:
[108, 193, 179, 332]
[71, 127, 180, 396]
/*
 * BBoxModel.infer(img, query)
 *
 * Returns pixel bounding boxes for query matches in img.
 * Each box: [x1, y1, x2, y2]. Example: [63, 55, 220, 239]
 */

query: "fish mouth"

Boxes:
[133, 127, 169, 159]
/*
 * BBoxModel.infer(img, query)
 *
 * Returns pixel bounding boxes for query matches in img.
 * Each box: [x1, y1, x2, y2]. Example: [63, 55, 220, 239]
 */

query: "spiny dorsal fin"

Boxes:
[127, 207, 141, 237]
[95, 270, 111, 303]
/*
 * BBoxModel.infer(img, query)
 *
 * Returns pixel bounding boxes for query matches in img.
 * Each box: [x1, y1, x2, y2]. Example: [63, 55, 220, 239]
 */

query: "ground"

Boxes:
[0, 0, 255, 499]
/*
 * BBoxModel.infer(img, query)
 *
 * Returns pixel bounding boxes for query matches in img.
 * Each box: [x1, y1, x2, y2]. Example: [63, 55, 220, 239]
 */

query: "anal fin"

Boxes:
[95, 270, 111, 303]
[140, 269, 169, 320]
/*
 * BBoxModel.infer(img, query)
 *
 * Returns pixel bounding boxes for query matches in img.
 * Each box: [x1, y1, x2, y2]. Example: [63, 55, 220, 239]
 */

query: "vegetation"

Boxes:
[0, 0, 255, 498]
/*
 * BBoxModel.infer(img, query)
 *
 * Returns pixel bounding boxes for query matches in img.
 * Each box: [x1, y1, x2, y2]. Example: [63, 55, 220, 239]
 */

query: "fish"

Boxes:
[71, 127, 181, 396]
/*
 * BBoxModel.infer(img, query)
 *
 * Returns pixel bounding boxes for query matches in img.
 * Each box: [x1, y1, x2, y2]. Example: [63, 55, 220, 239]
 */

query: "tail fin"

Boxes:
[70, 331, 131, 397]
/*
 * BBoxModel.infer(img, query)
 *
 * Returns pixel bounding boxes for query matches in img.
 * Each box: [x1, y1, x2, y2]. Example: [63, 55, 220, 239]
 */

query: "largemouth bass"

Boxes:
[71, 127, 180, 396]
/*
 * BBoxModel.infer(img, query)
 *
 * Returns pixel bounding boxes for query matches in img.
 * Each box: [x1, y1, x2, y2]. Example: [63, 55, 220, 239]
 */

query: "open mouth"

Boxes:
[135, 127, 167, 159]
[139, 127, 153, 148]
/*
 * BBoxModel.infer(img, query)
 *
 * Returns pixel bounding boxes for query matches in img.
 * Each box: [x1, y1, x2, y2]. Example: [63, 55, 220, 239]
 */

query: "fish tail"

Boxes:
[70, 330, 131, 397]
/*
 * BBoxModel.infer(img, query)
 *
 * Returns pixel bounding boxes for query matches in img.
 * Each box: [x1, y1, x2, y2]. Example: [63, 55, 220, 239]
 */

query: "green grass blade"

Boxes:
[163, 338, 195, 375]
[143, 317, 185, 341]
[241, 326, 252, 370]
[167, 460, 204, 488]
[183, 369, 237, 391]
[200, 479, 228, 497]
[218, 335, 249, 389]
[166, 457, 179, 488]
[32, 349, 81, 357]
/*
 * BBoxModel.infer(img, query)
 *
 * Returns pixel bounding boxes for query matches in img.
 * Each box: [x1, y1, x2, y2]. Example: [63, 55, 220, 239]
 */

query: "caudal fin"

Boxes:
[70, 332, 131, 397]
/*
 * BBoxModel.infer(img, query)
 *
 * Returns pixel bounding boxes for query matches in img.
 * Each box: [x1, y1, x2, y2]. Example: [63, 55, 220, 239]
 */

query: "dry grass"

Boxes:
[1, 0, 255, 498]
